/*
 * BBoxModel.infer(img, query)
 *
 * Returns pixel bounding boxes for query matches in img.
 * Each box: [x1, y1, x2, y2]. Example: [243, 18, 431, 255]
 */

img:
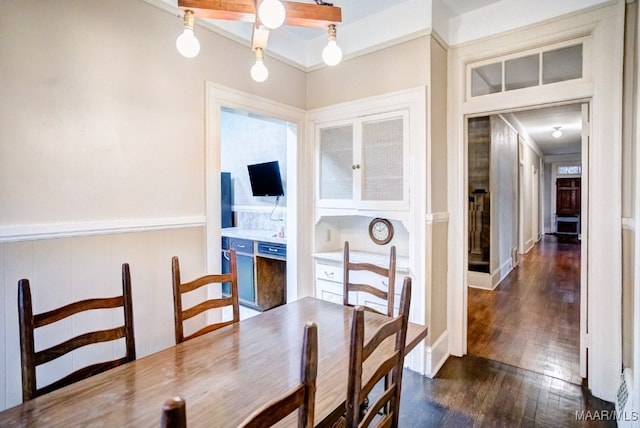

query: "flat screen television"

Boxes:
[247, 160, 285, 197]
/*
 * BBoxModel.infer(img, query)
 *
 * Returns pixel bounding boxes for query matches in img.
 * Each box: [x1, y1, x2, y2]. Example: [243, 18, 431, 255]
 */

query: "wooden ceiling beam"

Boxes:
[283, 1, 341, 28]
[177, 0, 341, 28]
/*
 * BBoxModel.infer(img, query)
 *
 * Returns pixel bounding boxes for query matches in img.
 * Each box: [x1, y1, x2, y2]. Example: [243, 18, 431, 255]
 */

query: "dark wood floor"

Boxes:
[468, 235, 582, 385]
[400, 356, 615, 427]
[396, 235, 615, 427]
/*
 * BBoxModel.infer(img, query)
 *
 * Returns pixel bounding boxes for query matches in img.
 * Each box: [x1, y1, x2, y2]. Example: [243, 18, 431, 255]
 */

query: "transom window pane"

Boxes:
[505, 54, 539, 91]
[471, 62, 502, 97]
[469, 42, 584, 98]
[543, 44, 583, 84]
[557, 165, 582, 175]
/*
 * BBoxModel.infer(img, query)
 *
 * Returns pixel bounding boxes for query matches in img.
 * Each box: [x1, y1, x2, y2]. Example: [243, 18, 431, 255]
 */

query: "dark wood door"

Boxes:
[556, 178, 581, 215]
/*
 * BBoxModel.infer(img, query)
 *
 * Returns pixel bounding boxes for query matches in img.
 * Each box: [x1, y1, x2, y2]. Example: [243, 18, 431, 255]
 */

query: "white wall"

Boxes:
[220, 109, 289, 208]
[489, 116, 518, 279]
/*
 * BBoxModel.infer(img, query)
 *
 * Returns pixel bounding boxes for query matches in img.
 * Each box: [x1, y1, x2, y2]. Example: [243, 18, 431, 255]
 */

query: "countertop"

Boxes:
[222, 227, 287, 245]
[312, 250, 411, 273]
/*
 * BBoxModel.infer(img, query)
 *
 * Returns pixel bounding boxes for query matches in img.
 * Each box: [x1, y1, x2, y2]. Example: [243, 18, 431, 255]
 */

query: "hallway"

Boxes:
[467, 235, 581, 385]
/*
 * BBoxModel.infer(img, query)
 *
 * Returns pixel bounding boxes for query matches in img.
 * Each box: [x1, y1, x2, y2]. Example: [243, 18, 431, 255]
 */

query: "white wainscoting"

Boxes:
[0, 225, 206, 411]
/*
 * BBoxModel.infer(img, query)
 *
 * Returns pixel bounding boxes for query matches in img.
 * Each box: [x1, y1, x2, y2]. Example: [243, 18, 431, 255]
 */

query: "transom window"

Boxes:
[470, 41, 584, 98]
[557, 165, 582, 175]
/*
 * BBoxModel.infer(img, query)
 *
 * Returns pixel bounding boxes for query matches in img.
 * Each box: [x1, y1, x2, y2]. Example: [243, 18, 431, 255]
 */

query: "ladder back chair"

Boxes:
[238, 321, 318, 428]
[172, 249, 239, 344]
[160, 396, 187, 428]
[18, 263, 136, 402]
[343, 241, 397, 317]
[345, 277, 412, 428]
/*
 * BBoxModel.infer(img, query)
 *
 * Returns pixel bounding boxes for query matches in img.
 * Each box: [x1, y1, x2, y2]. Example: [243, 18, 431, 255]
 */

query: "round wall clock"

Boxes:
[368, 218, 394, 245]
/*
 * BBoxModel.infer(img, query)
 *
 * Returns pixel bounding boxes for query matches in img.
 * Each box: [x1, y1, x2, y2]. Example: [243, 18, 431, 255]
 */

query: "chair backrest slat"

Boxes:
[343, 241, 397, 317]
[18, 263, 136, 402]
[172, 249, 240, 344]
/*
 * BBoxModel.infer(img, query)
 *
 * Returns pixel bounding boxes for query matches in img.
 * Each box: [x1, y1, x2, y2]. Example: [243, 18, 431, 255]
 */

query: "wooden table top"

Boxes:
[0, 297, 427, 427]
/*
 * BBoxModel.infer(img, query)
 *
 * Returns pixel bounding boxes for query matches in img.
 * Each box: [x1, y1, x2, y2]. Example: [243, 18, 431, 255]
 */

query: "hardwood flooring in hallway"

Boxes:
[395, 236, 615, 426]
[468, 235, 582, 385]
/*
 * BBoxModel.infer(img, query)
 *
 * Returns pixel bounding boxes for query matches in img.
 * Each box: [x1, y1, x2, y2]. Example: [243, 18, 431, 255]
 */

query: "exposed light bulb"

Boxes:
[176, 11, 200, 58]
[552, 126, 562, 138]
[251, 49, 269, 82]
[258, 0, 286, 30]
[322, 25, 342, 66]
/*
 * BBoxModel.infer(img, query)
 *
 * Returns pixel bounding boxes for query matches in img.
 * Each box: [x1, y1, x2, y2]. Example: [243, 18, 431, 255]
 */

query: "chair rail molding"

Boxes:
[0, 216, 207, 243]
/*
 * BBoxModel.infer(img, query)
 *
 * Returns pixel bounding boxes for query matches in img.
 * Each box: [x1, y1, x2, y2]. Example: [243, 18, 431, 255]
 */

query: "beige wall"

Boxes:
[306, 37, 430, 110]
[427, 221, 448, 341]
[0, 0, 306, 226]
[429, 36, 449, 214]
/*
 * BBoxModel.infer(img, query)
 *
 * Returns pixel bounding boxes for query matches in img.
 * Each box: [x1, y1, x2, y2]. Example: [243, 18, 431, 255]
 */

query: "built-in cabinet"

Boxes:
[316, 110, 410, 212]
[222, 236, 286, 311]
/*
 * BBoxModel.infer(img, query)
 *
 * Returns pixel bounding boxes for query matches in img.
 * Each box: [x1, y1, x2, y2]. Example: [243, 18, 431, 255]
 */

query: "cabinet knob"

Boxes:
[352, 164, 356, 170]
[324, 271, 334, 278]
[381, 280, 388, 287]
[356, 164, 361, 169]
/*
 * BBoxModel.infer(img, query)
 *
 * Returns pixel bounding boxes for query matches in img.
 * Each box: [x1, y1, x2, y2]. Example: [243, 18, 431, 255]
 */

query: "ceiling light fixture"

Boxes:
[322, 24, 343, 66]
[250, 48, 269, 82]
[176, 10, 200, 58]
[257, 0, 286, 30]
[176, 0, 342, 82]
[552, 126, 563, 138]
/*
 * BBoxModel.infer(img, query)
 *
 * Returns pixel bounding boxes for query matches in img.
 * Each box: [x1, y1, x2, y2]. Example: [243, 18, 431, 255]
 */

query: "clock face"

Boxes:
[369, 218, 393, 245]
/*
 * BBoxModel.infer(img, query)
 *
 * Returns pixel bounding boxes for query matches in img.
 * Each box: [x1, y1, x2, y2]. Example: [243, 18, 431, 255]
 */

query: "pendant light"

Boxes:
[176, 10, 200, 58]
[322, 24, 342, 66]
[251, 48, 269, 82]
[258, 0, 286, 30]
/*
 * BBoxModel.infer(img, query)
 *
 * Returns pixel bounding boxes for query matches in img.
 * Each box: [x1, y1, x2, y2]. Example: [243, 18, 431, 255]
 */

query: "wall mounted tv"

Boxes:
[247, 160, 285, 197]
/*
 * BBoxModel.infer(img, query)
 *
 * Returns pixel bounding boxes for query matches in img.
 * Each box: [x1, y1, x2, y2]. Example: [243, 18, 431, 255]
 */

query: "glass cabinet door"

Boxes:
[360, 113, 406, 202]
[318, 124, 354, 201]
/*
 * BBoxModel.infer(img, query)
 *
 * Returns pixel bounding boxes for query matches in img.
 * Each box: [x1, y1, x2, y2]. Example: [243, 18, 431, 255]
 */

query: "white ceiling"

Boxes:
[511, 104, 583, 156]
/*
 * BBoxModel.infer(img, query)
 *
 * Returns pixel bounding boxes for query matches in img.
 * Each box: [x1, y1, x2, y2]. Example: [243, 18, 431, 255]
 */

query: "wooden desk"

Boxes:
[0, 297, 427, 427]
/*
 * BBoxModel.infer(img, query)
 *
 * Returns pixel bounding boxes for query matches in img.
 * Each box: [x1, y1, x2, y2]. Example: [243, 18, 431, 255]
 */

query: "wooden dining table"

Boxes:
[0, 297, 427, 427]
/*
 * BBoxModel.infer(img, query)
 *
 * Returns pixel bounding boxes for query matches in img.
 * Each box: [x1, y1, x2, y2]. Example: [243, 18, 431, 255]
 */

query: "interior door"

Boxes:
[556, 178, 581, 215]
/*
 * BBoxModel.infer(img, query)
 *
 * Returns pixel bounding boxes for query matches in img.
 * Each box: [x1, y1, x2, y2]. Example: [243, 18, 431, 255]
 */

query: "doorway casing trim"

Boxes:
[448, 1, 624, 402]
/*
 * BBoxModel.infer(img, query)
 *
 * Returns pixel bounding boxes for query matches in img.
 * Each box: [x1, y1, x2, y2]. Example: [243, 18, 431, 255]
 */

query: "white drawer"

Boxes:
[315, 280, 343, 305]
[315, 262, 342, 283]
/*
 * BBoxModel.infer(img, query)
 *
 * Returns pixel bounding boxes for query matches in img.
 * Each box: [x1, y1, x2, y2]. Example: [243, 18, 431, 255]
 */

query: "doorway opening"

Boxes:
[205, 83, 306, 317]
[466, 102, 587, 385]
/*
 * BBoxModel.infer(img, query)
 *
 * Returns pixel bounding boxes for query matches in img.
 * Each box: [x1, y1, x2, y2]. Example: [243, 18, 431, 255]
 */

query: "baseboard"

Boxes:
[468, 257, 513, 290]
[492, 258, 513, 288]
[425, 330, 449, 378]
[467, 270, 493, 290]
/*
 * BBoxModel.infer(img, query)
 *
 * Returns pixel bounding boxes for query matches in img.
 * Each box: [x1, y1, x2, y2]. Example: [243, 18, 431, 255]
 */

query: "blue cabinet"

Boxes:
[236, 253, 256, 303]
[221, 236, 286, 311]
